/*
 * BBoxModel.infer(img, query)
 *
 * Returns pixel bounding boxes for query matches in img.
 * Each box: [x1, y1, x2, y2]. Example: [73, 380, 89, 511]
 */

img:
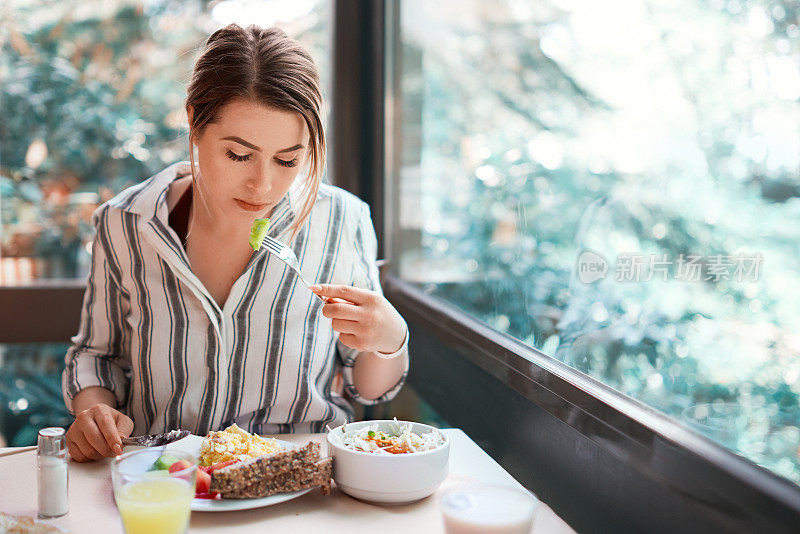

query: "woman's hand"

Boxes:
[310, 284, 407, 354]
[66, 404, 134, 462]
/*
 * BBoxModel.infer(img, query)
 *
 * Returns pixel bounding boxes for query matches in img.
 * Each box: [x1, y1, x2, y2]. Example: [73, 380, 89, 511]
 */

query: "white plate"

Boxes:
[161, 434, 313, 512]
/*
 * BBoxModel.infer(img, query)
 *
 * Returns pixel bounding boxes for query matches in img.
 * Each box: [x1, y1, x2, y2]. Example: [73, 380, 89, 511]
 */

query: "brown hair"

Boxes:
[185, 23, 325, 241]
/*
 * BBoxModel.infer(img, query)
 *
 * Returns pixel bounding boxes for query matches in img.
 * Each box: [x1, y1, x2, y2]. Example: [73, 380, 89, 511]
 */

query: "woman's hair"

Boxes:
[185, 23, 325, 241]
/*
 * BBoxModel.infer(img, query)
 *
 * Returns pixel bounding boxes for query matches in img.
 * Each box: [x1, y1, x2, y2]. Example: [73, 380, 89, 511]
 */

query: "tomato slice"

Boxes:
[194, 459, 242, 500]
[207, 459, 242, 472]
[194, 491, 221, 500]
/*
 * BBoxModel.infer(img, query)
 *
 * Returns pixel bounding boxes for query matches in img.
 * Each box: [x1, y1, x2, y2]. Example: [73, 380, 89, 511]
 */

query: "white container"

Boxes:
[326, 420, 450, 504]
[439, 483, 538, 534]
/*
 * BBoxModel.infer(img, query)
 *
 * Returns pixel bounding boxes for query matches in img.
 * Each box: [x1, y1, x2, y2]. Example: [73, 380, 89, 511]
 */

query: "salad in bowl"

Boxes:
[327, 419, 449, 504]
[338, 419, 445, 454]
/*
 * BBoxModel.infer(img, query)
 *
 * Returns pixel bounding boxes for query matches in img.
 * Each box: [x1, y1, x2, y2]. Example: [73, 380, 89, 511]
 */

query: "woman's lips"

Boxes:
[234, 198, 269, 212]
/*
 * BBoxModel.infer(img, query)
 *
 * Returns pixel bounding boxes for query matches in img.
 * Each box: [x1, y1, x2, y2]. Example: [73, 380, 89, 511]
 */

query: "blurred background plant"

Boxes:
[0, 0, 329, 282]
[395, 0, 800, 482]
[1, 1, 203, 281]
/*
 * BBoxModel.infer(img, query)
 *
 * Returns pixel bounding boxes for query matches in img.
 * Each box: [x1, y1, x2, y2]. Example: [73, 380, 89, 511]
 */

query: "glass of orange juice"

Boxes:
[111, 447, 197, 534]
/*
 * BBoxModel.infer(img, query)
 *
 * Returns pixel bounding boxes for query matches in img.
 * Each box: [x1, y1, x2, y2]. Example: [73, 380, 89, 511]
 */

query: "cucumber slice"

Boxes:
[249, 218, 271, 251]
[151, 453, 181, 471]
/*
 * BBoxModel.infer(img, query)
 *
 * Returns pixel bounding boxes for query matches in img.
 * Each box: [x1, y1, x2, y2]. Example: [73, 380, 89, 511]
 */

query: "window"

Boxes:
[391, 0, 800, 485]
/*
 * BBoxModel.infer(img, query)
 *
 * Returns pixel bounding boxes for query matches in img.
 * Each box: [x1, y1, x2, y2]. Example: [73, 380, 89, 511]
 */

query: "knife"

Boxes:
[121, 429, 190, 447]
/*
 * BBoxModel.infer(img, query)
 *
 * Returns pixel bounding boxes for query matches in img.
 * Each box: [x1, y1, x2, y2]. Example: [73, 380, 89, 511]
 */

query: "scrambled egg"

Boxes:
[199, 423, 281, 466]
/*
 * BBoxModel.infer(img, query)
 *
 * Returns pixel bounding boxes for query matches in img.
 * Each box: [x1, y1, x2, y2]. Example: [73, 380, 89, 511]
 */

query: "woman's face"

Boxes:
[191, 99, 309, 224]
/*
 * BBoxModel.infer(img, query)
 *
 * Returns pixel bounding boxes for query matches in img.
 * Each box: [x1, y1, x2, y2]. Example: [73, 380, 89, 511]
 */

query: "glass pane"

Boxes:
[0, 343, 72, 447]
[0, 0, 331, 284]
[394, 0, 800, 484]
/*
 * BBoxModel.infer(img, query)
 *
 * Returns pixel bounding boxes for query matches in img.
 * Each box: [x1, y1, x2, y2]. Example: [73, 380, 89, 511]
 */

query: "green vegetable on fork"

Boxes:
[249, 218, 271, 251]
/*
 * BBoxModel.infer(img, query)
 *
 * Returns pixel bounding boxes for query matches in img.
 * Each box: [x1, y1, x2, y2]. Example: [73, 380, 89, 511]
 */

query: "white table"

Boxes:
[0, 429, 575, 533]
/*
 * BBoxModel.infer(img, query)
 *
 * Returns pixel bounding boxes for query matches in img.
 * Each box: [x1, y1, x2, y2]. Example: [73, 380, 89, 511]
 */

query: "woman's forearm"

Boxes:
[72, 386, 117, 414]
[352, 351, 408, 401]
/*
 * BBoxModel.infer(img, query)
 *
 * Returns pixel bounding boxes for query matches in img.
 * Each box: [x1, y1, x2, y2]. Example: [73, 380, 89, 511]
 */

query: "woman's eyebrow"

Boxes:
[221, 137, 305, 154]
[275, 143, 305, 154]
[222, 136, 261, 151]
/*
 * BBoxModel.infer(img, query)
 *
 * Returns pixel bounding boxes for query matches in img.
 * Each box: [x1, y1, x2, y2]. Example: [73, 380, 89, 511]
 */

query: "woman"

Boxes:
[62, 24, 409, 462]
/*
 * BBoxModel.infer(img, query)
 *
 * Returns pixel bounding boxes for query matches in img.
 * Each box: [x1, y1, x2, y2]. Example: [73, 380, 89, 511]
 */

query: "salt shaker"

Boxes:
[37, 427, 69, 518]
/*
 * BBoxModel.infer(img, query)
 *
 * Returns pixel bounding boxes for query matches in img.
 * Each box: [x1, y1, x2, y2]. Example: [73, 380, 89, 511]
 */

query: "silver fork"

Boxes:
[261, 235, 325, 301]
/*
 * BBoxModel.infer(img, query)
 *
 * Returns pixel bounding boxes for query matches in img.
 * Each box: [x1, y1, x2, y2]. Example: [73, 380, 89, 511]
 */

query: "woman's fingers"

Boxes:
[73, 434, 102, 461]
[66, 436, 87, 462]
[85, 405, 125, 457]
[67, 404, 129, 461]
[338, 333, 360, 350]
[323, 297, 350, 305]
[311, 284, 371, 305]
[113, 411, 134, 440]
[65, 420, 85, 461]
[83, 418, 116, 458]
[96, 412, 124, 455]
[331, 318, 360, 334]
[322, 301, 362, 321]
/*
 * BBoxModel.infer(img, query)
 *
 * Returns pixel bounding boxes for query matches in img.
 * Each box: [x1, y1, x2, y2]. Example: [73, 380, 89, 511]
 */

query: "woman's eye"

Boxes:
[226, 150, 251, 162]
[276, 158, 298, 168]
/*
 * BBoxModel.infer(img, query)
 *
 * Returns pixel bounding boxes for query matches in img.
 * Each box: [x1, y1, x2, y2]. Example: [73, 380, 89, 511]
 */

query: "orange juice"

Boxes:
[115, 477, 194, 534]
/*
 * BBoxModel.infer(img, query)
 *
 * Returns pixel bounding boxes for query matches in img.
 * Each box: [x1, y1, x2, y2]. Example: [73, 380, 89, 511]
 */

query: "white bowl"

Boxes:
[326, 420, 450, 504]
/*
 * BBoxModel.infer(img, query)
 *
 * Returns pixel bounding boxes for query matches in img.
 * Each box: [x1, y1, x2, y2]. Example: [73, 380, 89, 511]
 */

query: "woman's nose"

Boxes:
[246, 165, 272, 191]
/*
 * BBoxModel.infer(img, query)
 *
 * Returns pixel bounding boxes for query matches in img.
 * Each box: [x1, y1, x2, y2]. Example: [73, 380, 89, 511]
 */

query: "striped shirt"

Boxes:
[62, 161, 409, 436]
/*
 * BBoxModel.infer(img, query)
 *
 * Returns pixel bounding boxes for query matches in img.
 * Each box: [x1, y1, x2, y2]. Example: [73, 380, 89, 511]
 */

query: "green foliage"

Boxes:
[402, 0, 800, 482]
[1, 2, 201, 190]
[0, 344, 72, 447]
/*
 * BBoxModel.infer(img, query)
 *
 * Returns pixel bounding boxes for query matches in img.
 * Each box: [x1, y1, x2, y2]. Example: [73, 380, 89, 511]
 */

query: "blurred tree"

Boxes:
[399, 0, 800, 482]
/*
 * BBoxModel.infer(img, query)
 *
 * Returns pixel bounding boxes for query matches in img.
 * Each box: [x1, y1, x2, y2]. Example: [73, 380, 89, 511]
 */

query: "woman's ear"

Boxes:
[186, 105, 194, 128]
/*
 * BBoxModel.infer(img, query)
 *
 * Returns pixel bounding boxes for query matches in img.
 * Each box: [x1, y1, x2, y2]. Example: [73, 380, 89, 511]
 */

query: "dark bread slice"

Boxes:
[209, 441, 322, 494]
[220, 457, 333, 499]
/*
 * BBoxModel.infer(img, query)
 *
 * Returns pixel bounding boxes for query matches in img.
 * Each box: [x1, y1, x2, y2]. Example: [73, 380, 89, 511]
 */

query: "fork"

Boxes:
[261, 235, 325, 302]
